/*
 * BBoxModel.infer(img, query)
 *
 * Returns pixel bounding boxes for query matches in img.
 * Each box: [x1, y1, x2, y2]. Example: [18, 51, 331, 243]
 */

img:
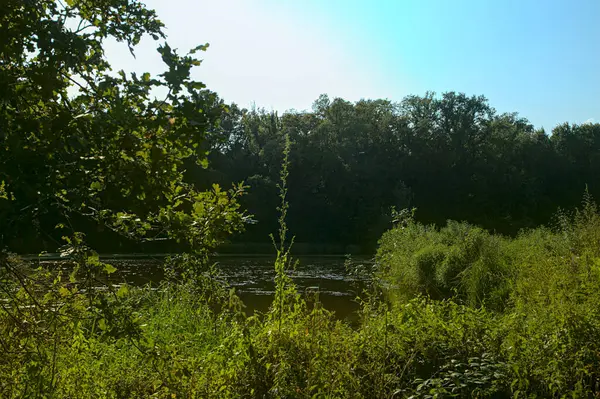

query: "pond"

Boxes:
[33, 255, 375, 322]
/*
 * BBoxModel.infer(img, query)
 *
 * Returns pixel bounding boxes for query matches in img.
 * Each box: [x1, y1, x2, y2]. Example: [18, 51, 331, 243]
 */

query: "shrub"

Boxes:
[377, 218, 513, 309]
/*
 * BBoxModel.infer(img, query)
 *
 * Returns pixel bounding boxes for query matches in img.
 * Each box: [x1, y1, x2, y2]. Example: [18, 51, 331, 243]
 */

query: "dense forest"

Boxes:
[6, 87, 600, 253]
[201, 95, 599, 250]
[4, 1, 600, 397]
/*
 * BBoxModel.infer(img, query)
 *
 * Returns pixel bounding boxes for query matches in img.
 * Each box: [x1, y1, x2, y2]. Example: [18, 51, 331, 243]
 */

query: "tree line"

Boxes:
[198, 93, 600, 251]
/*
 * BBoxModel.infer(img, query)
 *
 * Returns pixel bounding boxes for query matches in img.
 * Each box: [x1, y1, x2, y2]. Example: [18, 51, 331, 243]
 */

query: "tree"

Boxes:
[0, 0, 246, 255]
[207, 92, 598, 250]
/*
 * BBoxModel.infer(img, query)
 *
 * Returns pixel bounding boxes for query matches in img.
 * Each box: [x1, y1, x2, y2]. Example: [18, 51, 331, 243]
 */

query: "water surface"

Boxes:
[35, 255, 373, 321]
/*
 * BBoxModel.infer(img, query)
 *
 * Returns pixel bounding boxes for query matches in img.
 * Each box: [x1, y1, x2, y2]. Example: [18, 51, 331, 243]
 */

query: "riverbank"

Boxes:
[4, 199, 600, 397]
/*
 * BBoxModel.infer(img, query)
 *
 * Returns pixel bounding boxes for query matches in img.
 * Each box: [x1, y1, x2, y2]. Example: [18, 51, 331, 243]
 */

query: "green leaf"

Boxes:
[104, 263, 117, 274]
[190, 81, 205, 90]
[189, 44, 209, 54]
[117, 284, 129, 298]
[0, 181, 8, 200]
[98, 318, 107, 331]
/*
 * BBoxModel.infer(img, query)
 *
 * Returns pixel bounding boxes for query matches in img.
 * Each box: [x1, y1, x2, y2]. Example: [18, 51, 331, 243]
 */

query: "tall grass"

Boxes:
[376, 194, 600, 396]
[4, 183, 600, 395]
[377, 217, 514, 310]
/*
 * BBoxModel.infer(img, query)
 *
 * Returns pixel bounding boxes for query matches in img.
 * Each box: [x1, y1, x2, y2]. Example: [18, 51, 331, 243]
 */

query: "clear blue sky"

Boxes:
[105, 0, 600, 130]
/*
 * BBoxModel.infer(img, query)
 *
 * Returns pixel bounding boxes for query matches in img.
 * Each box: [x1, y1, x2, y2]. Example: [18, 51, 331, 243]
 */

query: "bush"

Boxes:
[376, 198, 600, 396]
[377, 219, 513, 309]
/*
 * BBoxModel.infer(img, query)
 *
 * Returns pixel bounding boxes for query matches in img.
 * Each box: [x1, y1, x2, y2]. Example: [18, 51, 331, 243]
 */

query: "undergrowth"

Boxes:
[3, 156, 600, 396]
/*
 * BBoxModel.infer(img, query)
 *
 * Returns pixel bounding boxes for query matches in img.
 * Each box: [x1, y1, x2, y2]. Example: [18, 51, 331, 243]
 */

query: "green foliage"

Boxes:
[376, 195, 600, 396]
[0, 1, 248, 397]
[269, 134, 302, 333]
[206, 91, 600, 252]
[0, 0, 246, 253]
[0, 250, 144, 397]
[5, 193, 600, 397]
[377, 216, 512, 309]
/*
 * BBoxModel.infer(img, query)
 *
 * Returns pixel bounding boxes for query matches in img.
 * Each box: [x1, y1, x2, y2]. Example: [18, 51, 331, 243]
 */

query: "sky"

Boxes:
[104, 0, 600, 130]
